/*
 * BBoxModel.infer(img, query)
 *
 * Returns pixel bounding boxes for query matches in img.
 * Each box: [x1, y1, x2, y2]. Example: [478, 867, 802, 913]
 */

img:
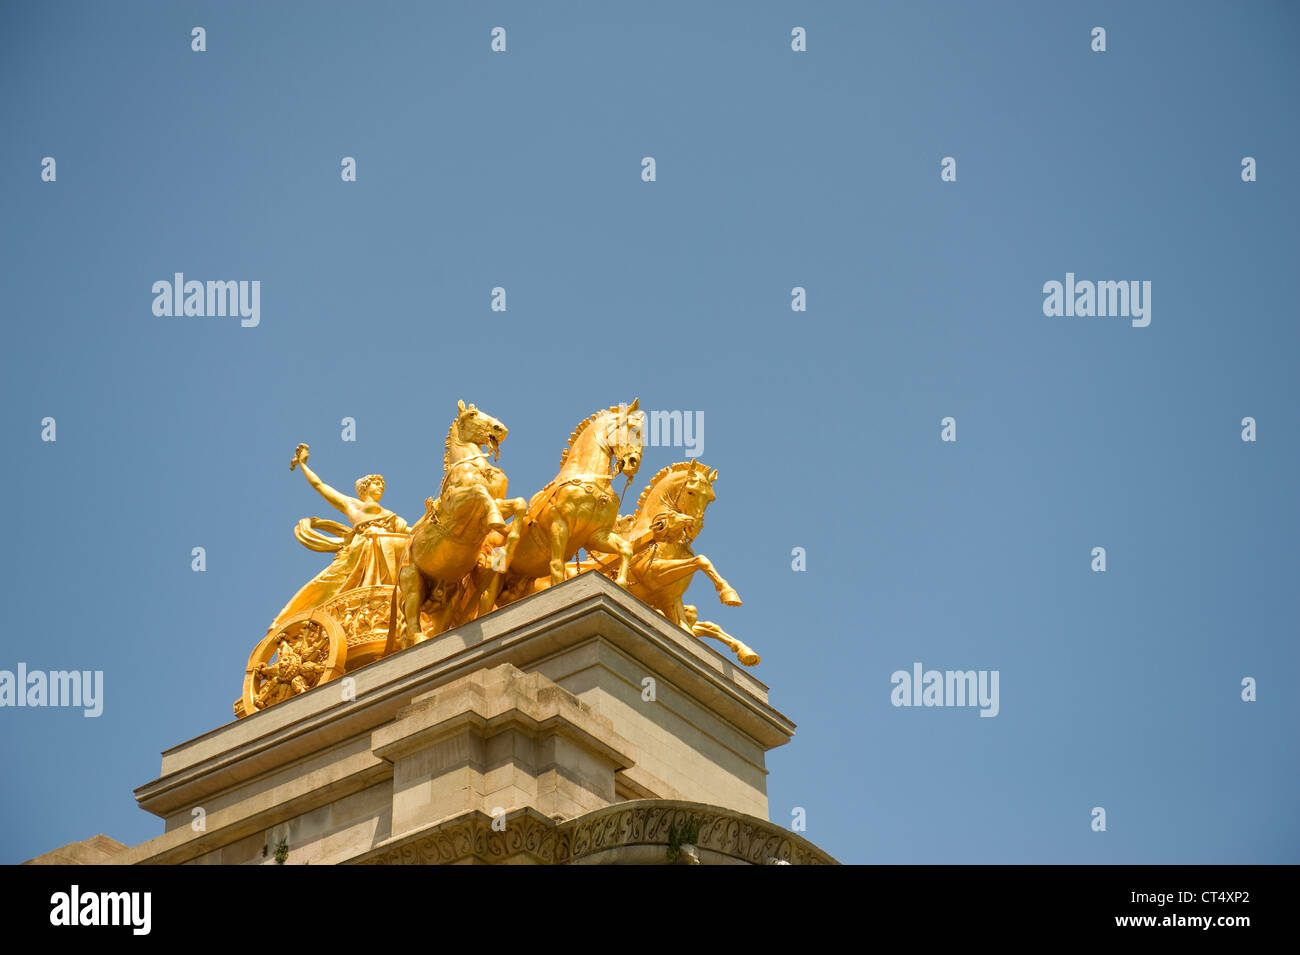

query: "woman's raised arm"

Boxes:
[291, 444, 354, 516]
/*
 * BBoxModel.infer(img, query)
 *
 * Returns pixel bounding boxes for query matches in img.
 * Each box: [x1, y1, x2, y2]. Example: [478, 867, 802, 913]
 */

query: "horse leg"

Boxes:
[500, 498, 527, 570]
[472, 484, 506, 533]
[384, 582, 403, 655]
[398, 563, 425, 645]
[473, 565, 500, 617]
[684, 605, 761, 666]
[624, 556, 701, 613]
[448, 579, 481, 630]
[693, 553, 742, 606]
[425, 600, 456, 639]
[667, 597, 690, 629]
[637, 556, 700, 589]
[548, 518, 570, 586]
[475, 499, 527, 613]
[587, 526, 633, 587]
[640, 554, 742, 608]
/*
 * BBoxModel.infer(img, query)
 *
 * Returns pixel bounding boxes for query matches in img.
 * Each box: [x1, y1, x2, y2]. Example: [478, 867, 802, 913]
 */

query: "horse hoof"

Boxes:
[720, 588, 742, 607]
[737, 647, 760, 666]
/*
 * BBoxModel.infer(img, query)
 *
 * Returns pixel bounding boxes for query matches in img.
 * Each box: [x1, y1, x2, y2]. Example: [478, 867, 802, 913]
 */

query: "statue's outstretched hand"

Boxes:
[291, 444, 310, 470]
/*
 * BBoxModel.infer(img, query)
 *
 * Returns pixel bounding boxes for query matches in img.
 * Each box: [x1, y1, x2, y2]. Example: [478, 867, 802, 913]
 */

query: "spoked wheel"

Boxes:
[236, 611, 348, 718]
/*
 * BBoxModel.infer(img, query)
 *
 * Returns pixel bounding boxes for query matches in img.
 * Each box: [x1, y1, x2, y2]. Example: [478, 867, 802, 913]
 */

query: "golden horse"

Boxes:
[483, 402, 646, 609]
[385, 401, 526, 650]
[591, 460, 759, 666]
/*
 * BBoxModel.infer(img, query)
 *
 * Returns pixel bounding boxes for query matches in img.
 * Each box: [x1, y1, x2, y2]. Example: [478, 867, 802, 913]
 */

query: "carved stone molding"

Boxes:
[363, 810, 571, 866]
[358, 799, 837, 865]
[566, 800, 836, 866]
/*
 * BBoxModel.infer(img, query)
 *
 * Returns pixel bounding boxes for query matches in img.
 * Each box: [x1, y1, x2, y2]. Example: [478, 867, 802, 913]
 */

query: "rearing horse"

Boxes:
[487, 401, 645, 608]
[592, 460, 758, 666]
[386, 401, 526, 650]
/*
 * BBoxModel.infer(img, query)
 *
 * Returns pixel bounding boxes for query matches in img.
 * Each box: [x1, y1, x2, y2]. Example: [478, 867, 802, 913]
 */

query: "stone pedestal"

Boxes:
[27, 573, 836, 865]
[374, 664, 634, 836]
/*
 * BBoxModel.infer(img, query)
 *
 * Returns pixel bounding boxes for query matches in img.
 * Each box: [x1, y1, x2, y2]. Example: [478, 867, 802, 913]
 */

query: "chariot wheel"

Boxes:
[237, 611, 348, 718]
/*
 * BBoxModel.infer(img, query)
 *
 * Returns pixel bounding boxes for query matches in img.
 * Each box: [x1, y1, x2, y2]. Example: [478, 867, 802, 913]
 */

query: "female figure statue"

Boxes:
[265, 444, 410, 636]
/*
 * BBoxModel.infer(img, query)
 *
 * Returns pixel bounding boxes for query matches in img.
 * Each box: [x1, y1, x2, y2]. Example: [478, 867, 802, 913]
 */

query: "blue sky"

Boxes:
[2, 1, 1297, 864]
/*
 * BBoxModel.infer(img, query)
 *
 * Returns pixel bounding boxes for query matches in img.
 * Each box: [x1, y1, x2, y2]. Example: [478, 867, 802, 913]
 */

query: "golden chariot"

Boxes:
[234, 400, 758, 719]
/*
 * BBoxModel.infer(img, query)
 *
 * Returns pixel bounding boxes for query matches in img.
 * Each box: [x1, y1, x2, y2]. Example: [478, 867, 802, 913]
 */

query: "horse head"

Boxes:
[648, 508, 698, 544]
[595, 398, 645, 478]
[636, 459, 719, 540]
[450, 398, 508, 463]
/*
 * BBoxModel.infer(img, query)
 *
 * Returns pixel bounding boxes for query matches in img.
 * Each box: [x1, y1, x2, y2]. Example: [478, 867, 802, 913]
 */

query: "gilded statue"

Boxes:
[264, 445, 411, 638]
[481, 401, 645, 609]
[589, 460, 758, 665]
[386, 401, 527, 651]
[237, 399, 761, 719]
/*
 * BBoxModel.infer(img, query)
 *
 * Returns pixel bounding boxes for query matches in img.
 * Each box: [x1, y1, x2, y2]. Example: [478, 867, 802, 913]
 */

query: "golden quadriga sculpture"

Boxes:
[235, 400, 756, 719]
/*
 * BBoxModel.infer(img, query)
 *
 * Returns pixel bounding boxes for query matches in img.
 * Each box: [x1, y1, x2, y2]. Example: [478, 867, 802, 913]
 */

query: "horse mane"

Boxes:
[634, 461, 712, 512]
[443, 416, 462, 472]
[559, 405, 630, 466]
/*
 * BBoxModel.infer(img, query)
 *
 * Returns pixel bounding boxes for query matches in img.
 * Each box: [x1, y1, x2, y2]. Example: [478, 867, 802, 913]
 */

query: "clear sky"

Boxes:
[2, 1, 1297, 864]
